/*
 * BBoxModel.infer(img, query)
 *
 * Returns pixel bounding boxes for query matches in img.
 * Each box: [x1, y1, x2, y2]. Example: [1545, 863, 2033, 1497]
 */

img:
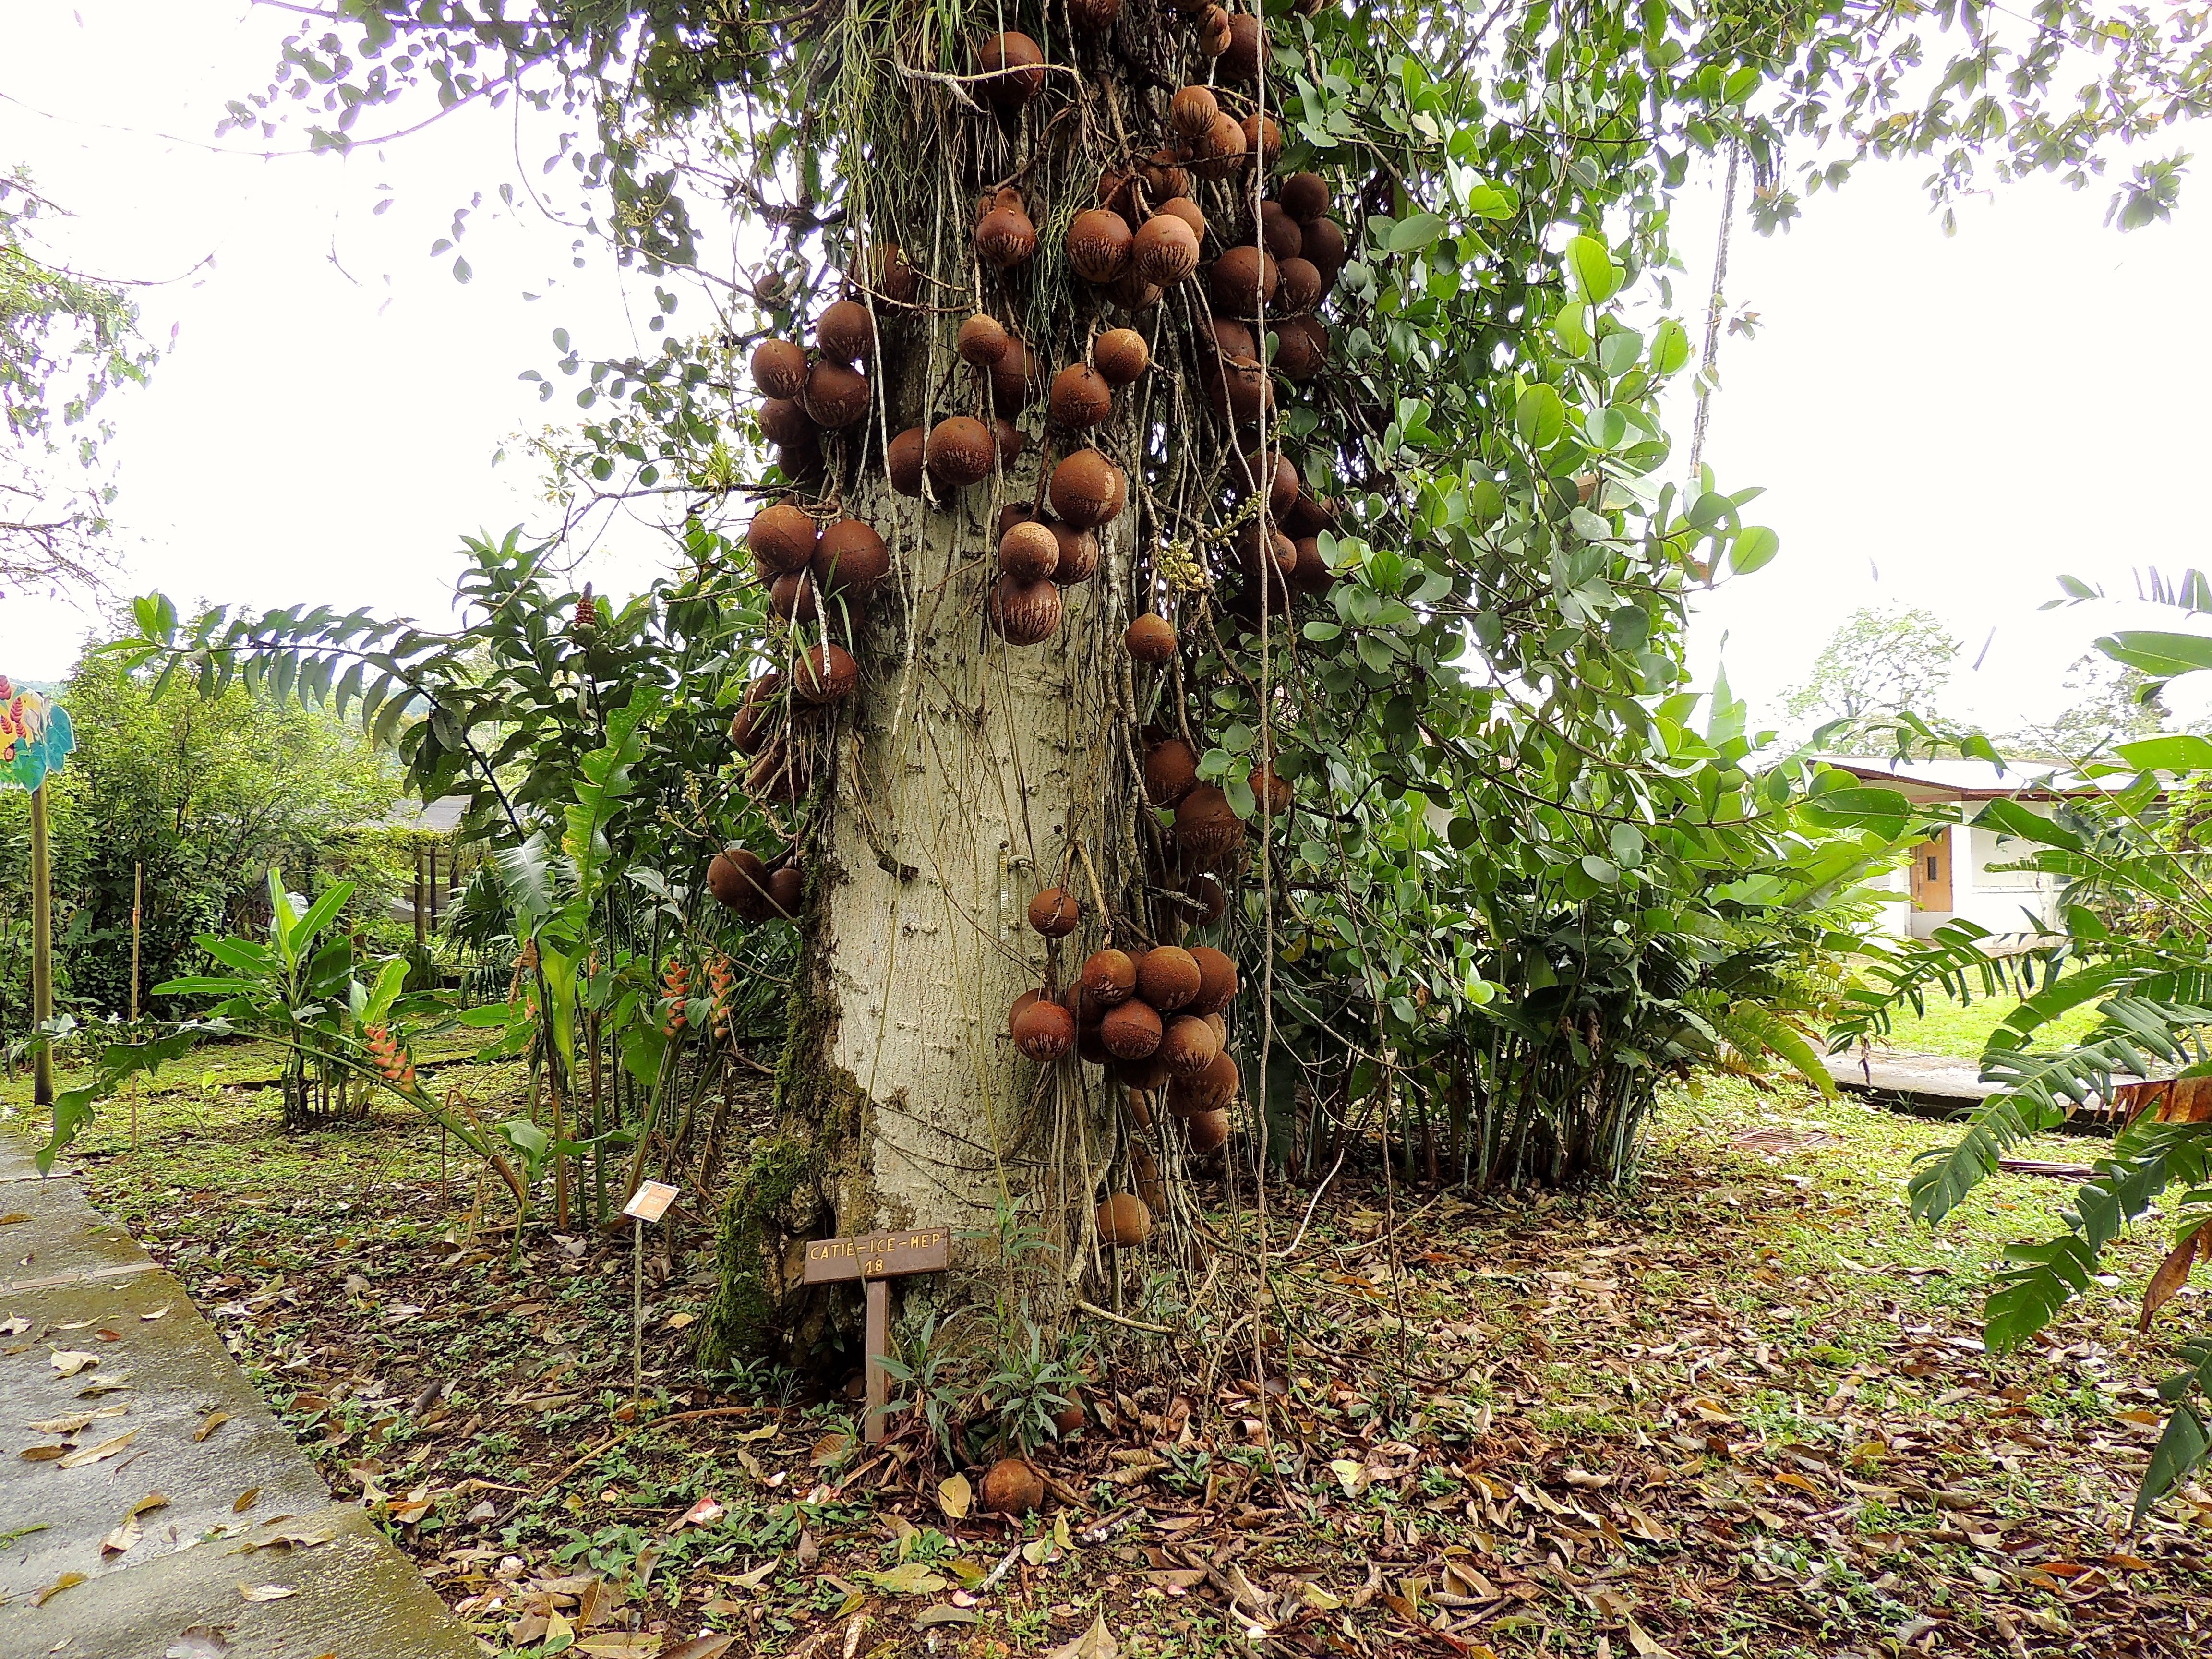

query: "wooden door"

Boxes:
[1909, 836, 1951, 911]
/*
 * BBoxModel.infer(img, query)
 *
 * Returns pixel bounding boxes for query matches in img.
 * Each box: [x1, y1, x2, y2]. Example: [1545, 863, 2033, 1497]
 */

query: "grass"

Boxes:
[4, 1041, 2208, 1657]
[1869, 978, 2103, 1060]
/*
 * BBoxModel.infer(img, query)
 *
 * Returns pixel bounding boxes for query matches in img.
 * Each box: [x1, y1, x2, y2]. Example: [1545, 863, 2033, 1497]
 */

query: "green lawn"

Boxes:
[1869, 980, 2103, 1060]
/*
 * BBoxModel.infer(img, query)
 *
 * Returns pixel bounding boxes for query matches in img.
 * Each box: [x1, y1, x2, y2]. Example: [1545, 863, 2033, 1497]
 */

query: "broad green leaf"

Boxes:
[2097, 630, 2212, 678]
[1514, 384, 1565, 448]
[1563, 234, 1620, 303]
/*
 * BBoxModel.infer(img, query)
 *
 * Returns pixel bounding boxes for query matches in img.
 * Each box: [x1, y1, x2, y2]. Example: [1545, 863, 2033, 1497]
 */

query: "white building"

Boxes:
[1822, 758, 2096, 941]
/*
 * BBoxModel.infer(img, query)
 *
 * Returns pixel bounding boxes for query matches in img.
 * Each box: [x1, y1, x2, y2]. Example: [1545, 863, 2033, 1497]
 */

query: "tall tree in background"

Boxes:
[2000, 651, 2170, 761]
[0, 172, 155, 595]
[1783, 603, 1961, 746]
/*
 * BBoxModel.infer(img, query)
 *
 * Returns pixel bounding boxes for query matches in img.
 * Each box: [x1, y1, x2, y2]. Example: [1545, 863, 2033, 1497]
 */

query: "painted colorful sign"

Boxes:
[0, 676, 73, 793]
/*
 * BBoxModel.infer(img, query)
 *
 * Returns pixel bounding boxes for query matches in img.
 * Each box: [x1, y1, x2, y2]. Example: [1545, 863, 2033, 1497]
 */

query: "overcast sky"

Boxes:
[6, 0, 2210, 738]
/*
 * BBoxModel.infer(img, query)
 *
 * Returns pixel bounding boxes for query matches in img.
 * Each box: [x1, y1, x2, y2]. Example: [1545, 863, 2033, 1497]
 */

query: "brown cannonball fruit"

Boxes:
[1174, 784, 1246, 863]
[1081, 948, 1138, 1006]
[1272, 316, 1327, 383]
[1219, 11, 1263, 80]
[1076, 1021, 1112, 1067]
[1186, 873, 1228, 927]
[1108, 271, 1163, 313]
[975, 192, 1038, 271]
[1206, 314, 1256, 361]
[1137, 944, 1202, 1011]
[1170, 1049, 1239, 1116]
[887, 426, 927, 495]
[1048, 520, 1101, 583]
[813, 518, 890, 597]
[1206, 1011, 1228, 1044]
[816, 299, 875, 365]
[766, 866, 804, 918]
[1259, 201, 1303, 264]
[1125, 613, 1177, 664]
[1170, 84, 1220, 141]
[1144, 737, 1200, 805]
[728, 700, 773, 756]
[1249, 763, 1292, 816]
[769, 570, 820, 624]
[1115, 1051, 1173, 1093]
[976, 31, 1046, 108]
[1095, 1191, 1153, 1247]
[1208, 245, 1279, 315]
[776, 436, 824, 482]
[1184, 1108, 1231, 1153]
[1054, 1393, 1087, 1437]
[802, 360, 871, 429]
[1049, 363, 1114, 429]
[1136, 145, 1189, 202]
[1210, 356, 1273, 427]
[1160, 1013, 1220, 1076]
[959, 313, 1012, 368]
[1239, 521, 1298, 581]
[994, 416, 1025, 466]
[1288, 535, 1333, 598]
[750, 338, 807, 400]
[1094, 328, 1150, 387]
[1277, 256, 1322, 316]
[998, 503, 1039, 541]
[1012, 997, 1077, 1061]
[990, 338, 1044, 411]
[757, 397, 816, 448]
[794, 642, 858, 704]
[1159, 196, 1208, 242]
[999, 519, 1061, 583]
[1243, 113, 1284, 171]
[1281, 170, 1331, 223]
[1302, 216, 1347, 279]
[1130, 1142, 1164, 1210]
[1238, 449, 1300, 518]
[858, 241, 918, 305]
[981, 1456, 1044, 1515]
[1189, 945, 1239, 1015]
[1008, 987, 1042, 1038]
[707, 847, 771, 914]
[747, 503, 817, 575]
[926, 415, 997, 488]
[1284, 491, 1337, 538]
[1048, 449, 1124, 529]
[1066, 209, 1135, 283]
[1195, 110, 1247, 176]
[1101, 998, 1164, 1060]
[746, 738, 811, 803]
[1070, 0, 1121, 29]
[987, 576, 1063, 646]
[1029, 886, 1081, 938]
[1132, 213, 1200, 287]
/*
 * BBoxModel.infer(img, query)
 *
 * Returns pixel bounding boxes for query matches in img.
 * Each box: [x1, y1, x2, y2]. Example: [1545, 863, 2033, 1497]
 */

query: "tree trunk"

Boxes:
[706, 456, 1130, 1366]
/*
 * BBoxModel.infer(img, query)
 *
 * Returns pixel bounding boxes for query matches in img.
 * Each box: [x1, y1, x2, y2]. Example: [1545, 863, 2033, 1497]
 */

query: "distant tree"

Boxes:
[2000, 653, 2169, 762]
[0, 642, 396, 1040]
[0, 171, 156, 596]
[1782, 605, 1962, 748]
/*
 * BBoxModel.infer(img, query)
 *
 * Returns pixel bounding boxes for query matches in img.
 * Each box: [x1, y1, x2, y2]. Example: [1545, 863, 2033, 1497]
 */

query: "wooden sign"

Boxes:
[623, 1180, 680, 1223]
[803, 1226, 951, 1442]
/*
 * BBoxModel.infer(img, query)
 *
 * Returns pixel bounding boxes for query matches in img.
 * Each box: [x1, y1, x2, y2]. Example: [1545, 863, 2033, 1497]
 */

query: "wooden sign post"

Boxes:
[622, 1180, 680, 1400]
[803, 1226, 950, 1442]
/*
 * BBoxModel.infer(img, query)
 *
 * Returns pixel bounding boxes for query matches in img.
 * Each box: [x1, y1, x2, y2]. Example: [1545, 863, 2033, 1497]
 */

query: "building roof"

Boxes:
[357, 794, 471, 834]
[1815, 756, 2106, 802]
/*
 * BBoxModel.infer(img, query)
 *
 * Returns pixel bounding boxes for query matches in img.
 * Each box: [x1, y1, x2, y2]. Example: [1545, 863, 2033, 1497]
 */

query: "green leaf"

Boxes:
[2097, 631, 2212, 678]
[1388, 213, 1447, 252]
[1563, 234, 1620, 303]
[1799, 787, 1914, 839]
[1728, 526, 1780, 576]
[1514, 385, 1565, 448]
[2115, 734, 2212, 773]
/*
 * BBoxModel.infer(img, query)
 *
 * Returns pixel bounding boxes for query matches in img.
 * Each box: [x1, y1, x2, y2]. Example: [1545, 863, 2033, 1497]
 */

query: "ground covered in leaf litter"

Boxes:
[8, 1043, 2209, 1659]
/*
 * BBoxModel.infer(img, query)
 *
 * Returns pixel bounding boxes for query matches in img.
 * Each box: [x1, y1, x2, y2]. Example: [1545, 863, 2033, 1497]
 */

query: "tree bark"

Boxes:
[707, 443, 1130, 1366]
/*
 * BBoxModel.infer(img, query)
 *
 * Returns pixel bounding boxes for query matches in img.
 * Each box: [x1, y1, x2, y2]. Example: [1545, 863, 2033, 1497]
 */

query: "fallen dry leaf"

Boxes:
[662, 1639, 736, 1659]
[58, 1429, 139, 1469]
[938, 1472, 973, 1520]
[129, 1491, 171, 1518]
[141, 1304, 173, 1321]
[576, 1635, 661, 1657]
[19, 1444, 67, 1462]
[232, 1486, 260, 1514]
[236, 1583, 298, 1602]
[49, 1348, 100, 1377]
[102, 1518, 143, 1555]
[193, 1410, 231, 1442]
[34, 1571, 85, 1606]
[1044, 1613, 1118, 1659]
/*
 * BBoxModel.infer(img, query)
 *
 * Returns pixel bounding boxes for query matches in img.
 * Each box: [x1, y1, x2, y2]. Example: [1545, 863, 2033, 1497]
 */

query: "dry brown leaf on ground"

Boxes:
[58, 1429, 138, 1469]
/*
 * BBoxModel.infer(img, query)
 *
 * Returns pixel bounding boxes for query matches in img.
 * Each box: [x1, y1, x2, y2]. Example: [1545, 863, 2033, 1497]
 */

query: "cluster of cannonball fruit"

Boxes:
[705, 844, 805, 923]
[1009, 884, 1243, 1241]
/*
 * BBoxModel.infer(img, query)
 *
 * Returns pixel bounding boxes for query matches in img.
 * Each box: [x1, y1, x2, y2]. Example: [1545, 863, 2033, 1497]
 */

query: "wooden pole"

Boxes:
[864, 1277, 890, 1443]
[30, 783, 53, 1108]
[412, 841, 427, 950]
[129, 861, 143, 1023]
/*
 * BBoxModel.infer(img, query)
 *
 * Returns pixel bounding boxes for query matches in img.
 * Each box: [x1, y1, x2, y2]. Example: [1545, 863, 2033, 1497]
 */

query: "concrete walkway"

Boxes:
[0, 1131, 479, 1658]
[1822, 1047, 1995, 1109]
